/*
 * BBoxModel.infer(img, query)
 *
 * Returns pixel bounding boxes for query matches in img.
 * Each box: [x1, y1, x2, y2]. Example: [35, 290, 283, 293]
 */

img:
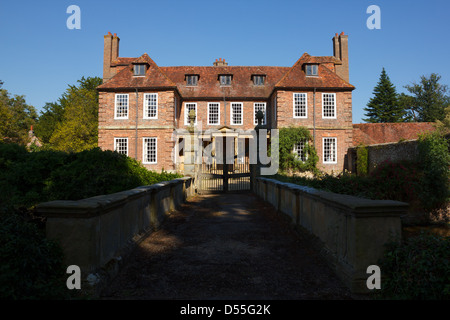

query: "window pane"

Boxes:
[254, 103, 266, 125]
[294, 93, 307, 118]
[144, 138, 157, 163]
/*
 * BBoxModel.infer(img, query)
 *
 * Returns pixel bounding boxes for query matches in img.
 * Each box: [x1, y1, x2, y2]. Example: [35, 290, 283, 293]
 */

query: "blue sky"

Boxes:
[0, 0, 449, 123]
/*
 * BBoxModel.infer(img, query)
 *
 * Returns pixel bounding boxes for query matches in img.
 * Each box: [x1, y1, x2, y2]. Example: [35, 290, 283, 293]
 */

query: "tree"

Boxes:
[0, 82, 37, 145]
[34, 102, 65, 144]
[363, 68, 406, 123]
[400, 73, 450, 122]
[48, 77, 102, 152]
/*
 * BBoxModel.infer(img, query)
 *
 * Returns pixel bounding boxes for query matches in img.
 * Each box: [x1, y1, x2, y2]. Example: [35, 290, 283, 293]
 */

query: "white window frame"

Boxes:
[253, 75, 265, 86]
[143, 137, 157, 164]
[186, 75, 198, 86]
[184, 102, 197, 125]
[306, 64, 318, 77]
[293, 140, 308, 162]
[143, 93, 158, 119]
[323, 137, 337, 164]
[220, 75, 232, 86]
[114, 94, 129, 119]
[253, 102, 266, 125]
[114, 137, 128, 156]
[230, 102, 243, 125]
[274, 96, 277, 123]
[293, 93, 308, 119]
[322, 93, 337, 119]
[207, 102, 220, 125]
[133, 64, 146, 77]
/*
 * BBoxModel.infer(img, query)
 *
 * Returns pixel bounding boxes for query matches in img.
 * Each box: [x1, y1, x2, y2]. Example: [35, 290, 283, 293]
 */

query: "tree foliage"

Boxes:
[400, 73, 450, 122]
[0, 81, 37, 145]
[364, 68, 406, 123]
[34, 76, 102, 152]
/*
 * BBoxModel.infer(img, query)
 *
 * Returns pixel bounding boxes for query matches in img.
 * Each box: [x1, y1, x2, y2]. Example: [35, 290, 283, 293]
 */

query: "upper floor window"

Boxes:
[115, 94, 129, 119]
[208, 102, 220, 125]
[219, 75, 232, 86]
[186, 75, 199, 86]
[306, 64, 318, 76]
[322, 93, 336, 118]
[254, 103, 266, 125]
[144, 93, 158, 119]
[230, 102, 243, 125]
[253, 75, 265, 86]
[293, 93, 307, 118]
[133, 64, 146, 76]
[184, 103, 197, 125]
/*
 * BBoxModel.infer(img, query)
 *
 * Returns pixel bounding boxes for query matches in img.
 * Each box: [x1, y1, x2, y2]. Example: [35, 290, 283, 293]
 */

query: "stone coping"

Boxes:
[36, 177, 191, 219]
[257, 177, 408, 217]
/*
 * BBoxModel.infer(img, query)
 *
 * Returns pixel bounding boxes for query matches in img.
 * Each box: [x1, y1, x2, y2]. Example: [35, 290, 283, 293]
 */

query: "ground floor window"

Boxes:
[143, 137, 157, 164]
[114, 138, 128, 156]
[323, 137, 337, 164]
[293, 139, 307, 162]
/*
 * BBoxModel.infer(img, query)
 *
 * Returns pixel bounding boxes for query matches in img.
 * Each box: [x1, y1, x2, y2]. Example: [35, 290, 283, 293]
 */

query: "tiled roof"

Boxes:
[160, 66, 290, 99]
[353, 123, 437, 146]
[275, 53, 354, 89]
[98, 52, 354, 96]
[98, 54, 176, 89]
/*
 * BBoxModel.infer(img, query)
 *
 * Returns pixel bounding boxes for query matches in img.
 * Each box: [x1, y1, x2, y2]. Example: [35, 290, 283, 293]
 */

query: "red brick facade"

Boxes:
[97, 32, 354, 173]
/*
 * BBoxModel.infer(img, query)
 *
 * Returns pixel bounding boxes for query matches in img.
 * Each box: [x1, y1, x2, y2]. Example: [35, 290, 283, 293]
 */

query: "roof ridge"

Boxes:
[274, 53, 310, 87]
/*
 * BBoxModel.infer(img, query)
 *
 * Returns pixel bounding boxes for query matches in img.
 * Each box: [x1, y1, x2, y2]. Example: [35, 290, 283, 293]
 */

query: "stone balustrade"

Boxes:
[254, 177, 408, 293]
[36, 177, 195, 286]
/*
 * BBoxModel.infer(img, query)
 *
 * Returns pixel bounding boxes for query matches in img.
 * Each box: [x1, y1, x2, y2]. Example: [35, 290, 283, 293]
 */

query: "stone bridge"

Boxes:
[37, 177, 407, 299]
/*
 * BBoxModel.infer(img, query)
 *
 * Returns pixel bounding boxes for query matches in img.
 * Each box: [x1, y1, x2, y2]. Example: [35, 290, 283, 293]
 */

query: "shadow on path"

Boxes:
[100, 193, 353, 300]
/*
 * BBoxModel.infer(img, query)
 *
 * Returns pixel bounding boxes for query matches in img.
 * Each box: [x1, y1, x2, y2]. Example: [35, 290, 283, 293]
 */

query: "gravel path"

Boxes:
[100, 193, 353, 300]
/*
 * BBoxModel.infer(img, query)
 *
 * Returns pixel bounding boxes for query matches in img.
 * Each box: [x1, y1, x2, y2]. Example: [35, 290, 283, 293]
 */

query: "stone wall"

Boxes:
[36, 177, 195, 289]
[348, 139, 419, 173]
[254, 177, 408, 294]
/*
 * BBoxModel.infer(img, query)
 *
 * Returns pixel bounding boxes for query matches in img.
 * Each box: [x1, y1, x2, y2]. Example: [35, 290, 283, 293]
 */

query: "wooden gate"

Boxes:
[197, 137, 251, 194]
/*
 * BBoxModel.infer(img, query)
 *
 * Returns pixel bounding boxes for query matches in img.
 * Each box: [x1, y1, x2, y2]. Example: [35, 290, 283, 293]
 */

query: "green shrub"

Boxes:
[356, 144, 368, 176]
[0, 211, 67, 299]
[0, 144, 183, 208]
[378, 232, 450, 300]
[417, 132, 450, 209]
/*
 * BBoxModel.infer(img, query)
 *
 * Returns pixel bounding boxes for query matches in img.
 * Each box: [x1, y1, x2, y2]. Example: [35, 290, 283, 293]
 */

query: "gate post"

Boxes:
[251, 110, 266, 192]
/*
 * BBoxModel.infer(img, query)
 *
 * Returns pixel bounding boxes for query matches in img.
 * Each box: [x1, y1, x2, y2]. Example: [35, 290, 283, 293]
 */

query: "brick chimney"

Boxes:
[112, 33, 120, 62]
[213, 58, 228, 67]
[103, 32, 113, 81]
[332, 32, 349, 83]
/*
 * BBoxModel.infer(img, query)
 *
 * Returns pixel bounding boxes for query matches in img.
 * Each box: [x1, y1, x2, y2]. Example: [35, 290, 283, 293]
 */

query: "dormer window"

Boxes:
[252, 75, 265, 86]
[306, 64, 318, 76]
[133, 64, 146, 76]
[219, 75, 232, 86]
[186, 75, 199, 86]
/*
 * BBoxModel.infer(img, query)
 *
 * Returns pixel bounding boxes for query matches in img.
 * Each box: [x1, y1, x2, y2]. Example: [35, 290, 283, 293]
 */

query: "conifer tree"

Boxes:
[364, 68, 406, 123]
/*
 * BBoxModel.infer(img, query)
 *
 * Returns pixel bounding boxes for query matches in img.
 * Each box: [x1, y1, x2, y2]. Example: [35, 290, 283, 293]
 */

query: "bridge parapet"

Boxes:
[255, 177, 408, 294]
[36, 177, 195, 292]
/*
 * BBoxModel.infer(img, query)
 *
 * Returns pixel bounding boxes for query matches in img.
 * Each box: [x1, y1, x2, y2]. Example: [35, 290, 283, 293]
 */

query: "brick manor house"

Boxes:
[97, 32, 355, 173]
